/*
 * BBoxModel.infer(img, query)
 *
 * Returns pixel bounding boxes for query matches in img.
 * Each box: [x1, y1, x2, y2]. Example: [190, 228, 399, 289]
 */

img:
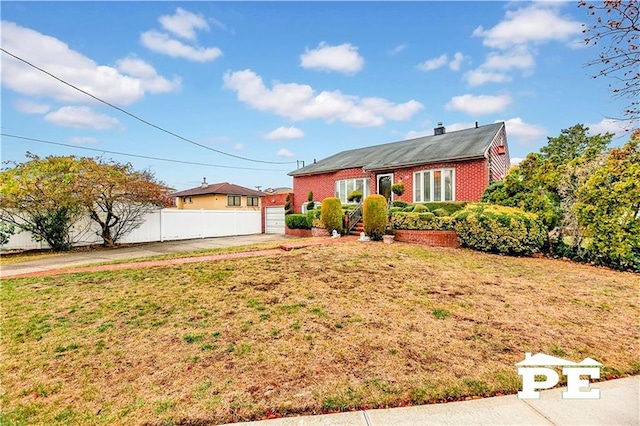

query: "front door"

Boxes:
[377, 173, 393, 203]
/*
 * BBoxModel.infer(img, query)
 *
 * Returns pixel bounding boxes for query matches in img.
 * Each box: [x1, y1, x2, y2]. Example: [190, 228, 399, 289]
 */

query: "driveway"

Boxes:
[1, 234, 294, 278]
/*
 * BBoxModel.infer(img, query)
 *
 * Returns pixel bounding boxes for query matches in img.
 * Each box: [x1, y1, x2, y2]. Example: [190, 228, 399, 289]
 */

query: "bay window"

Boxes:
[335, 178, 370, 203]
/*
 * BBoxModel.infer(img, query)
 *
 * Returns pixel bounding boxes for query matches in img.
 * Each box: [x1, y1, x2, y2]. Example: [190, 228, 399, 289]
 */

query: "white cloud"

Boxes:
[464, 46, 534, 87]
[277, 148, 295, 158]
[404, 129, 432, 139]
[15, 99, 50, 114]
[497, 117, 546, 145]
[265, 126, 305, 140]
[472, 4, 583, 49]
[115, 56, 182, 93]
[449, 52, 465, 71]
[417, 54, 448, 71]
[446, 122, 477, 132]
[141, 30, 222, 62]
[1, 21, 179, 106]
[158, 7, 209, 41]
[69, 136, 98, 144]
[482, 47, 535, 71]
[44, 106, 121, 130]
[234, 143, 245, 151]
[510, 156, 525, 165]
[300, 42, 364, 75]
[445, 94, 512, 115]
[223, 69, 423, 127]
[417, 52, 465, 72]
[586, 118, 636, 137]
[464, 69, 512, 86]
[388, 44, 407, 55]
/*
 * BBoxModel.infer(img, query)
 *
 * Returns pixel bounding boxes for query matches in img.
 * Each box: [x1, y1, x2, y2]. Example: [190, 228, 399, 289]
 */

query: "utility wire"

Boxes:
[1, 48, 297, 165]
[1, 133, 291, 172]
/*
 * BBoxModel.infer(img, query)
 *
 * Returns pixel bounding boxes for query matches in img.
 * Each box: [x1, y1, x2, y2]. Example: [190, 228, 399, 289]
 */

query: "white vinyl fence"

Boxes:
[2, 209, 262, 251]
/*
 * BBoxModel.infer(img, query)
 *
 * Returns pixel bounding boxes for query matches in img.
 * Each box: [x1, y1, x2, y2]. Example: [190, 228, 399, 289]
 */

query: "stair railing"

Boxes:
[346, 200, 364, 234]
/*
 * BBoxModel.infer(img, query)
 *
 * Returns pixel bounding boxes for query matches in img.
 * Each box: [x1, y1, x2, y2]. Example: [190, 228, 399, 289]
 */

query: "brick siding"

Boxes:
[292, 158, 490, 213]
[394, 230, 460, 247]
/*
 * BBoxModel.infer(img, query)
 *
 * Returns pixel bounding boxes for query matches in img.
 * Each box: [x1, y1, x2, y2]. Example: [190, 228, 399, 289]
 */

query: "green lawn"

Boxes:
[1, 242, 638, 425]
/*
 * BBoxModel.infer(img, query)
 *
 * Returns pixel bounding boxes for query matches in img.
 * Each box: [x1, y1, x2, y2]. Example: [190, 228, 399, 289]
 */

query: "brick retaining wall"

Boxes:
[285, 227, 312, 237]
[394, 230, 460, 247]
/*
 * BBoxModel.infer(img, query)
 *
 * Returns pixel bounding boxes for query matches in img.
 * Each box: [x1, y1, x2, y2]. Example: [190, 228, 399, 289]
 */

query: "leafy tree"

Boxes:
[75, 158, 169, 247]
[574, 130, 640, 271]
[580, 0, 639, 120]
[0, 154, 85, 251]
[0, 222, 16, 246]
[482, 125, 612, 231]
[0, 154, 169, 250]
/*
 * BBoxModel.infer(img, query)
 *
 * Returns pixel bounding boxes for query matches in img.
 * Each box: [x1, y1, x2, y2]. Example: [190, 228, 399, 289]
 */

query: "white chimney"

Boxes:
[201, 177, 208, 188]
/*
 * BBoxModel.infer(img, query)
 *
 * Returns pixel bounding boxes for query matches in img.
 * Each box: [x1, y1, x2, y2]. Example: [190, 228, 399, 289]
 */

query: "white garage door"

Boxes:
[265, 206, 285, 234]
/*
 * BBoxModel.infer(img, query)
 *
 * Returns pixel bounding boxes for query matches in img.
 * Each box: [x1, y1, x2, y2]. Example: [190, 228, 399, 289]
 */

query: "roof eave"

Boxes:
[364, 154, 487, 172]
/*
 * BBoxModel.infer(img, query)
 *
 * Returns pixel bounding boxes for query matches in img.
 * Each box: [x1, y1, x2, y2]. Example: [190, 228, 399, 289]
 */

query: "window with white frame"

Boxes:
[335, 178, 370, 203]
[414, 169, 455, 202]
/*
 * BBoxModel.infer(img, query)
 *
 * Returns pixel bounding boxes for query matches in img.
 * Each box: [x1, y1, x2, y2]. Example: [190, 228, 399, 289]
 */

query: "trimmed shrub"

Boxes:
[432, 208, 449, 217]
[306, 209, 321, 225]
[285, 214, 311, 230]
[418, 212, 436, 221]
[454, 203, 546, 256]
[284, 194, 293, 215]
[412, 204, 428, 213]
[321, 197, 343, 233]
[391, 212, 455, 231]
[425, 202, 468, 215]
[307, 191, 315, 210]
[402, 206, 415, 212]
[392, 200, 409, 208]
[347, 190, 363, 203]
[363, 194, 388, 241]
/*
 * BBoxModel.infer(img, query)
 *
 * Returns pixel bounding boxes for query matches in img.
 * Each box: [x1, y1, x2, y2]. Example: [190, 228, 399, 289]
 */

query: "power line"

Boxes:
[1, 133, 291, 172]
[1, 47, 297, 165]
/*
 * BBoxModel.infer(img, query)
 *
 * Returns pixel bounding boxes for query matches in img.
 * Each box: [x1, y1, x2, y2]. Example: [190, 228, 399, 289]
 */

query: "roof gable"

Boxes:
[289, 122, 505, 176]
[171, 182, 266, 198]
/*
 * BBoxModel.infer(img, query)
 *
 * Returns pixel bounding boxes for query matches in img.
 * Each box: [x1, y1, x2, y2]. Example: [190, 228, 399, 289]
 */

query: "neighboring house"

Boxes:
[288, 122, 509, 213]
[171, 179, 265, 210]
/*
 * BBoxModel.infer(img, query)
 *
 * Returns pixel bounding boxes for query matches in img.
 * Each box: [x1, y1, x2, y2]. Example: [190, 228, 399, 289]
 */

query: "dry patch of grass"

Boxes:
[1, 242, 638, 425]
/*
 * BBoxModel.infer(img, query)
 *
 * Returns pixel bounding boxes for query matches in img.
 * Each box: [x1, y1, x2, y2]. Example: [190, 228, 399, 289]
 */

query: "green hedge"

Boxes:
[285, 214, 311, 230]
[453, 203, 546, 256]
[425, 202, 468, 215]
[390, 212, 456, 231]
[321, 197, 343, 233]
[363, 194, 387, 241]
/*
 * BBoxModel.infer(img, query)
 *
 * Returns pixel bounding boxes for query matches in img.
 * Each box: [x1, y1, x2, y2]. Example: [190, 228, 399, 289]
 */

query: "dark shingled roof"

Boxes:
[289, 122, 504, 176]
[171, 182, 266, 198]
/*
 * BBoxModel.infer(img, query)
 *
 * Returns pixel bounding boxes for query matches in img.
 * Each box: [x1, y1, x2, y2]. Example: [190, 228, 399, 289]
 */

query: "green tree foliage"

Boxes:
[0, 222, 15, 246]
[481, 124, 613, 230]
[454, 203, 546, 256]
[0, 154, 169, 249]
[0, 154, 85, 251]
[75, 158, 169, 247]
[574, 131, 640, 271]
[320, 197, 343, 234]
[307, 191, 315, 210]
[363, 194, 387, 241]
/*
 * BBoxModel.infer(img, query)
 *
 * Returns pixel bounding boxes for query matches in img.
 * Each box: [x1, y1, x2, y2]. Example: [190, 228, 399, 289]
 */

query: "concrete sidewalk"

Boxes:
[0, 234, 294, 278]
[227, 376, 639, 426]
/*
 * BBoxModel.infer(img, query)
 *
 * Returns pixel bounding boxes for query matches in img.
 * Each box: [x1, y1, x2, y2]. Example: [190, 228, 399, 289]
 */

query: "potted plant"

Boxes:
[391, 182, 405, 197]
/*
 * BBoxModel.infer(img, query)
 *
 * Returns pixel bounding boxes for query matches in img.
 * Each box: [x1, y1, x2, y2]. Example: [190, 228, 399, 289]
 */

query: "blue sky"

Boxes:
[0, 1, 633, 191]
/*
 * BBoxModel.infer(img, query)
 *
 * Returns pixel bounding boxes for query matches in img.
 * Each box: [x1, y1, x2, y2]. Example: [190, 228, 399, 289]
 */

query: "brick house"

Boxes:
[288, 122, 509, 213]
[171, 179, 265, 210]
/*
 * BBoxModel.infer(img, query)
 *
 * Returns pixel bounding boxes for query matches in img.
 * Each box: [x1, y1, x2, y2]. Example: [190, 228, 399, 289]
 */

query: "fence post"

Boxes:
[160, 209, 164, 242]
